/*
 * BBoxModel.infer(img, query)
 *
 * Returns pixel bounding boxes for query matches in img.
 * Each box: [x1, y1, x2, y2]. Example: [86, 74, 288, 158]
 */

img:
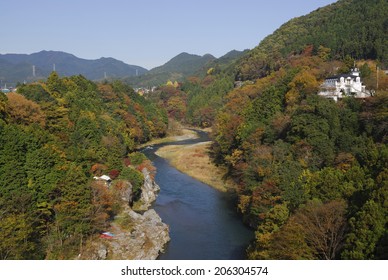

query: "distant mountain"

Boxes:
[207, 49, 249, 74]
[125, 51, 248, 87]
[0, 50, 148, 85]
[216, 49, 249, 65]
[149, 52, 216, 75]
[125, 52, 216, 87]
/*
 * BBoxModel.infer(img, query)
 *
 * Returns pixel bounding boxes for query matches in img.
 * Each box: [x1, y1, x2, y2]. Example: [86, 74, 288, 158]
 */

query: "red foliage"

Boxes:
[123, 158, 131, 167]
[109, 169, 120, 180]
[136, 160, 156, 179]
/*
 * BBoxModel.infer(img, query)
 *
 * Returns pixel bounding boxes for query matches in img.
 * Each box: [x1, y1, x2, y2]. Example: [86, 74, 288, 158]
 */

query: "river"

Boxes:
[142, 131, 254, 260]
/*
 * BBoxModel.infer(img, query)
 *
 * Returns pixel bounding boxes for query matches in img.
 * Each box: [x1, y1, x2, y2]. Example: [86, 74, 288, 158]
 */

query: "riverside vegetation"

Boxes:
[143, 0, 388, 260]
[0, 74, 169, 259]
[155, 138, 235, 193]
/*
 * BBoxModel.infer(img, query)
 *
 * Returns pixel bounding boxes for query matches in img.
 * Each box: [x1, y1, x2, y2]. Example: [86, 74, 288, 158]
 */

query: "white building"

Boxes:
[93, 175, 112, 187]
[318, 68, 372, 102]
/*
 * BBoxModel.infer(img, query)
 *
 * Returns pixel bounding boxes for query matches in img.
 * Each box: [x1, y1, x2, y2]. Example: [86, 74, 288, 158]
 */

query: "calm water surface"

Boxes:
[142, 131, 253, 260]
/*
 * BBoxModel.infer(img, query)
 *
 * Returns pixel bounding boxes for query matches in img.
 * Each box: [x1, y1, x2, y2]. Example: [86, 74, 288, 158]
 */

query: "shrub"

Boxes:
[119, 167, 144, 201]
[128, 152, 147, 166]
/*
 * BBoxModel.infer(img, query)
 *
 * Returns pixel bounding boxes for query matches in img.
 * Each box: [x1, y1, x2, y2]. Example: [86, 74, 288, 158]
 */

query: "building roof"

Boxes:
[325, 74, 359, 81]
[93, 175, 112, 181]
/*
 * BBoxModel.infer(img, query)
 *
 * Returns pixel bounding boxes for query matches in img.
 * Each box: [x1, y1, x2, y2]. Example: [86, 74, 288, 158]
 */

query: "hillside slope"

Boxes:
[125, 52, 216, 87]
[0, 74, 167, 259]
[204, 0, 388, 260]
[237, 0, 388, 80]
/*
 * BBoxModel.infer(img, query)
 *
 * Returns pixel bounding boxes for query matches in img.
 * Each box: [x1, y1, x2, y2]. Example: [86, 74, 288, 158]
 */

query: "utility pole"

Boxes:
[32, 65, 36, 77]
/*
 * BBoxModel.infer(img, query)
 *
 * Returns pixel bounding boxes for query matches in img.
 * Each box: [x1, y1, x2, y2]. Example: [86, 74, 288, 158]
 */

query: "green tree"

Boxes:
[119, 167, 144, 201]
[0, 213, 35, 259]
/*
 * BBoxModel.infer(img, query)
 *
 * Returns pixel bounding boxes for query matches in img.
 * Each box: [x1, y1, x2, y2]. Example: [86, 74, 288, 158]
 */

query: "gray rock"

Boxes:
[79, 169, 170, 260]
[137, 168, 160, 210]
[97, 244, 108, 260]
[104, 208, 170, 260]
[115, 179, 133, 204]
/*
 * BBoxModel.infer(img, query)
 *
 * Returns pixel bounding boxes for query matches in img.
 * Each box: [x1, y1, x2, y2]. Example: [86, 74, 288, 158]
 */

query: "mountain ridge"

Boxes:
[149, 52, 216, 75]
[125, 50, 247, 87]
[0, 50, 148, 84]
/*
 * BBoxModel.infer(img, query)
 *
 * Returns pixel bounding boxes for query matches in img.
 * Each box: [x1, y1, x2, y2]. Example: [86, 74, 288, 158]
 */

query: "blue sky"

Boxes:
[1, 0, 337, 69]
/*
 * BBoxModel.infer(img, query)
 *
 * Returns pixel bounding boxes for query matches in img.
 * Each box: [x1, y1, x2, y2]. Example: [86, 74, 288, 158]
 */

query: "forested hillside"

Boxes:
[0, 73, 167, 259]
[124, 52, 215, 87]
[237, 0, 388, 80]
[203, 0, 388, 260]
[210, 51, 388, 259]
[143, 0, 388, 260]
[1, 0, 387, 261]
[143, 0, 387, 128]
[124, 50, 247, 88]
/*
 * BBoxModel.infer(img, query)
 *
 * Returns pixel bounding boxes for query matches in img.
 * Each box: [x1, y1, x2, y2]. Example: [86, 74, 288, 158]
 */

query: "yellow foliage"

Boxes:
[288, 68, 319, 96]
[6, 92, 46, 127]
[225, 149, 243, 167]
[207, 68, 215, 75]
[238, 195, 251, 214]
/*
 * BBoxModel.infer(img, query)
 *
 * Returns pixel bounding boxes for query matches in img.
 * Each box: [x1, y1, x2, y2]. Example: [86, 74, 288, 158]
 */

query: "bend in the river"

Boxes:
[142, 130, 254, 260]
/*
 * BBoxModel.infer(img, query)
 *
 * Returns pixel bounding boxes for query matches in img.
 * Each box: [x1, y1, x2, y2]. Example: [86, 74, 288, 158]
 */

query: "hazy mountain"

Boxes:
[124, 52, 235, 87]
[0, 50, 148, 85]
[216, 49, 249, 65]
[206, 49, 249, 74]
[149, 52, 215, 75]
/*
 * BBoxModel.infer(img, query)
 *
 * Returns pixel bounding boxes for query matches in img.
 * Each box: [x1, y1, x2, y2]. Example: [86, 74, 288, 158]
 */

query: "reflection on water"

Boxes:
[142, 131, 253, 260]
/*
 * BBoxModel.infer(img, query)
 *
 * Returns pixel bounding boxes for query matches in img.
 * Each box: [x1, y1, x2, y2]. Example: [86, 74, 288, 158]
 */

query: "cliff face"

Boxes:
[79, 168, 170, 260]
[137, 168, 160, 211]
[101, 208, 170, 260]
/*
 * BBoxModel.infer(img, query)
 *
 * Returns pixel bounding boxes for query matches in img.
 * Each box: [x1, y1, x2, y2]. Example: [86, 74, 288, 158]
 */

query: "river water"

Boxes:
[142, 131, 253, 260]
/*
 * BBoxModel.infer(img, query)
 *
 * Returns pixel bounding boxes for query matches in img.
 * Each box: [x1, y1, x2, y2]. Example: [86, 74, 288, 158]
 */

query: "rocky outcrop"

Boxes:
[82, 207, 169, 260]
[79, 168, 169, 260]
[137, 168, 160, 211]
[107, 208, 170, 260]
[115, 179, 133, 204]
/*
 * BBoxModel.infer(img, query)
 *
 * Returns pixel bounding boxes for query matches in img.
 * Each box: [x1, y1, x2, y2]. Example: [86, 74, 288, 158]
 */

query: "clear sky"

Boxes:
[1, 0, 337, 69]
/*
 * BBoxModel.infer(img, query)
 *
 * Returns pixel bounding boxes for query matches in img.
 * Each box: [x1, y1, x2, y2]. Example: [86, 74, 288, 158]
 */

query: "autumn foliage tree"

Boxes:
[210, 50, 388, 260]
[0, 74, 166, 259]
[6, 93, 46, 127]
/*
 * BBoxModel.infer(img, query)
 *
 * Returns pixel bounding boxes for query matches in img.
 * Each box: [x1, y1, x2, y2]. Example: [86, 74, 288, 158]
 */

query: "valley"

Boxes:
[0, 0, 387, 261]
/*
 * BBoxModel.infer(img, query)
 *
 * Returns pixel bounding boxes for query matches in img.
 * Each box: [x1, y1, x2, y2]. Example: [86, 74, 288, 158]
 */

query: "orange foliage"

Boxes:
[136, 160, 156, 179]
[7, 93, 46, 127]
[201, 75, 215, 87]
[90, 181, 114, 229]
[90, 163, 108, 176]
[98, 84, 117, 101]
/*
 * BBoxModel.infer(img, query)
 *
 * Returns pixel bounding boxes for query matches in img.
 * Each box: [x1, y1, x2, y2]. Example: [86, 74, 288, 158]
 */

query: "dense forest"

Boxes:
[142, 0, 388, 260]
[207, 0, 388, 259]
[237, 0, 388, 80]
[210, 53, 388, 259]
[0, 73, 167, 259]
[144, 49, 387, 260]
